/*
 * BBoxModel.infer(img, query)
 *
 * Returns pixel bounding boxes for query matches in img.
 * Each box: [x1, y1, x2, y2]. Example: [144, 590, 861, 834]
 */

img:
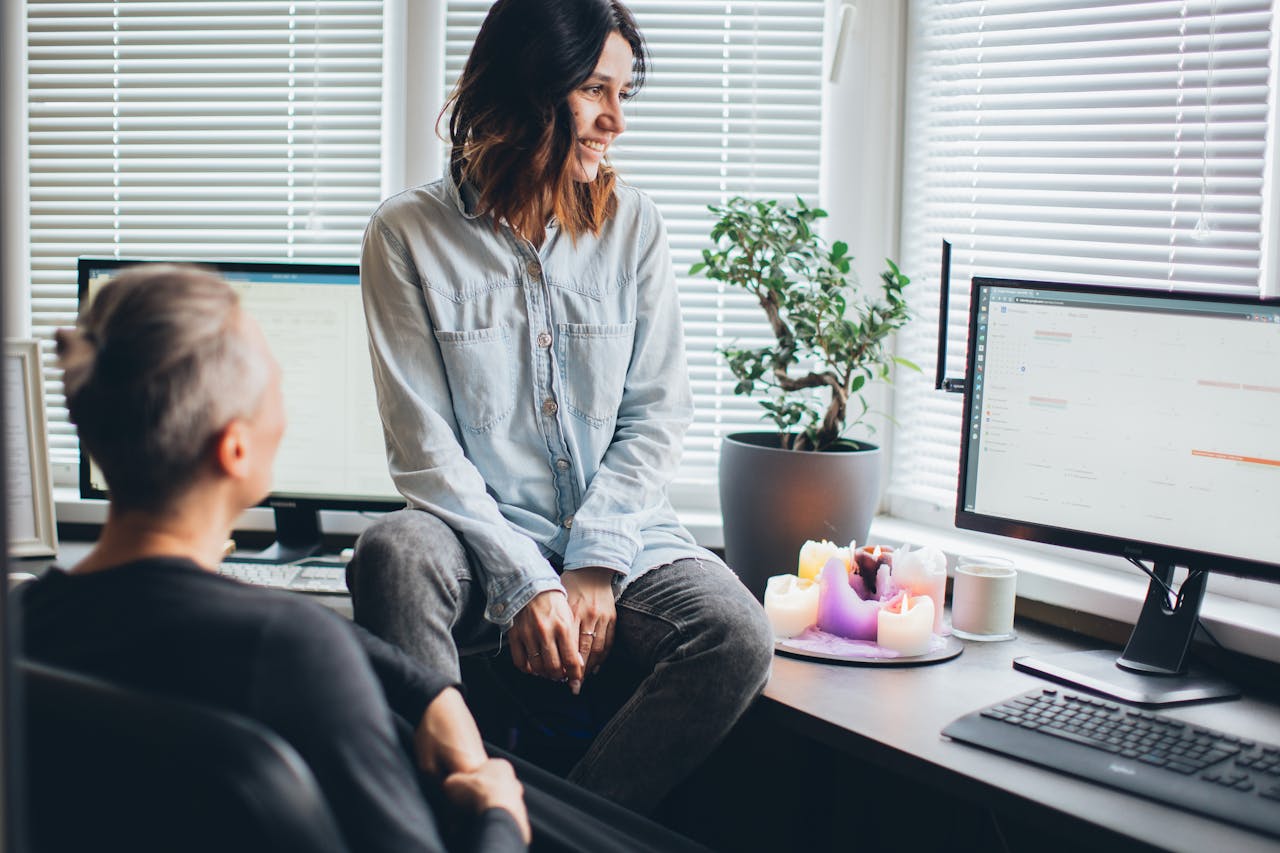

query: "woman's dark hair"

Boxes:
[56, 265, 269, 512]
[444, 0, 647, 243]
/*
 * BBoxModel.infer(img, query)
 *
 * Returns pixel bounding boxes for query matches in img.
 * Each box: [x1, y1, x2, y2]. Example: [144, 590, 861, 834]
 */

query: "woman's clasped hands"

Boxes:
[508, 566, 617, 695]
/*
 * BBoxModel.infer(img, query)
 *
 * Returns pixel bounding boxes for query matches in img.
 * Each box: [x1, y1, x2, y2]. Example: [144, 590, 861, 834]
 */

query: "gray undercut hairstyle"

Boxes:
[56, 264, 271, 512]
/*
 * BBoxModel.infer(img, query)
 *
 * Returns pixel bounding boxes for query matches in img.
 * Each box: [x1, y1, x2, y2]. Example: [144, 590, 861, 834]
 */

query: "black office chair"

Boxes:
[18, 660, 350, 853]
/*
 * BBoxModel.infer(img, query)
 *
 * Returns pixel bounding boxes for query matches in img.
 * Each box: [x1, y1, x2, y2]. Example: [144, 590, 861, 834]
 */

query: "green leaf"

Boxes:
[893, 356, 922, 372]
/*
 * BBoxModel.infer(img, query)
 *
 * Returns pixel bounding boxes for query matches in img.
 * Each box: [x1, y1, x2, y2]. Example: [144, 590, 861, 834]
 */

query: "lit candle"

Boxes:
[763, 574, 820, 638]
[854, 544, 894, 575]
[852, 544, 896, 600]
[816, 556, 879, 641]
[876, 591, 935, 656]
[891, 545, 947, 633]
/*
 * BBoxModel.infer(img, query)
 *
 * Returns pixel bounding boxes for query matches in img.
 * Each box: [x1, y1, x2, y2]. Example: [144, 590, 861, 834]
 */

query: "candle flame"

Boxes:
[901, 592, 910, 613]
[872, 545, 881, 560]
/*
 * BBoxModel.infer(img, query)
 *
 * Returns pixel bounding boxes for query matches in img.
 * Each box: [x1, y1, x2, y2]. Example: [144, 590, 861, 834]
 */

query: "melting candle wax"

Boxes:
[763, 574, 820, 638]
[797, 539, 855, 582]
[816, 556, 879, 641]
[876, 590, 935, 656]
[891, 544, 947, 634]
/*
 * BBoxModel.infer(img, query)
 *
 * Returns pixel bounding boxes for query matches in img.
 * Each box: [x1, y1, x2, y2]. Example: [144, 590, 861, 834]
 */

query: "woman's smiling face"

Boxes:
[566, 31, 634, 183]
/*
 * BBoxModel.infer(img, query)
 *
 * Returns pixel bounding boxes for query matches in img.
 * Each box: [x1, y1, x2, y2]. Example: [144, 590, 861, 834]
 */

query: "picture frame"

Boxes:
[6, 339, 57, 558]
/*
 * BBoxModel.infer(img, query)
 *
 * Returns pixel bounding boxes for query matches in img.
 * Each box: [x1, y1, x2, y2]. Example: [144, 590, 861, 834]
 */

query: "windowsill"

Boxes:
[54, 492, 1280, 667]
[685, 506, 1280, 667]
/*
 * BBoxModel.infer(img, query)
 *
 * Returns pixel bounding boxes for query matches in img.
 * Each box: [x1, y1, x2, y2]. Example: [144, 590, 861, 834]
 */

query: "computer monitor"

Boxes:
[956, 276, 1280, 705]
[77, 257, 405, 561]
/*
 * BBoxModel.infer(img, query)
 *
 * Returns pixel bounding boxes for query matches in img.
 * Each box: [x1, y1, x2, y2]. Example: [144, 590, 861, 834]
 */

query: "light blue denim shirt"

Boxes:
[361, 174, 723, 630]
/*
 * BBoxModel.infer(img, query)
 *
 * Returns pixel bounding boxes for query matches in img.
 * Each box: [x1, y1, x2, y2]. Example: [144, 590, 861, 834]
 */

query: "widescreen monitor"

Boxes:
[77, 257, 405, 560]
[956, 277, 1280, 704]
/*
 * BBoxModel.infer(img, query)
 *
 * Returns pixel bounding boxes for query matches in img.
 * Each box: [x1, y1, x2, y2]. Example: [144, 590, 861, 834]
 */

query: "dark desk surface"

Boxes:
[760, 617, 1280, 853]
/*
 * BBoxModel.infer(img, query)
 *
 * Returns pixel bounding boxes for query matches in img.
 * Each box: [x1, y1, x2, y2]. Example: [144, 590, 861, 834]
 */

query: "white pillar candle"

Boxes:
[764, 574, 821, 638]
[876, 591, 935, 656]
[891, 544, 948, 634]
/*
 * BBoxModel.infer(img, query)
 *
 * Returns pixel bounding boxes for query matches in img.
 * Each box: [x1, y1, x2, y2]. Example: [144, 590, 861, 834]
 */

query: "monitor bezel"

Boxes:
[75, 256, 406, 515]
[954, 275, 1280, 583]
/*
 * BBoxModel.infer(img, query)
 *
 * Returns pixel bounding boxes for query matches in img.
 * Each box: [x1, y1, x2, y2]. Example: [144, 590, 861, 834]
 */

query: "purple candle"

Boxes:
[816, 557, 880, 641]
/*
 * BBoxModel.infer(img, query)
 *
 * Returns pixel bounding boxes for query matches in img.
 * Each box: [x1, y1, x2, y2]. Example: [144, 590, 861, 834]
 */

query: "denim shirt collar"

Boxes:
[446, 172, 562, 233]
[445, 171, 484, 221]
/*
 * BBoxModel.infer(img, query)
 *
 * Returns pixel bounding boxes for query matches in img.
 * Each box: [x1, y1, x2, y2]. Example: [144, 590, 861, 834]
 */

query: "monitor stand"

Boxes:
[1014, 563, 1238, 707]
[237, 504, 325, 564]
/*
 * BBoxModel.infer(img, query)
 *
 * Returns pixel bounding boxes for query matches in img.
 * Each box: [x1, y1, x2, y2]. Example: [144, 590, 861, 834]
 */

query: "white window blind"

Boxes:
[889, 0, 1274, 522]
[26, 1, 384, 478]
[445, 1, 827, 510]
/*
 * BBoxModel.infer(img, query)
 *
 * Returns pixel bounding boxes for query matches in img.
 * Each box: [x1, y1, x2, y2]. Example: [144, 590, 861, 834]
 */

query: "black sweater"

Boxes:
[19, 557, 524, 853]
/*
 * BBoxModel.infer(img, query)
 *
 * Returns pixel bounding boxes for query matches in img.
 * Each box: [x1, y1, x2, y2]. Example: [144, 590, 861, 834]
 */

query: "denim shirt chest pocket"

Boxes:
[556, 321, 635, 428]
[432, 325, 516, 433]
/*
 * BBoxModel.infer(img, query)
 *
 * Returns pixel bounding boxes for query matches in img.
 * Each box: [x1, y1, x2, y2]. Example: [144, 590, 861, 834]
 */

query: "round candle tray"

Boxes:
[773, 630, 964, 667]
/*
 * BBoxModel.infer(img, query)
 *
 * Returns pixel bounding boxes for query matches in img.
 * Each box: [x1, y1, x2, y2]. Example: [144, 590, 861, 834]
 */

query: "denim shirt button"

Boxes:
[562, 515, 574, 529]
[536, 331, 552, 348]
[555, 458, 570, 470]
[526, 260, 541, 279]
[493, 603, 505, 615]
[542, 398, 558, 416]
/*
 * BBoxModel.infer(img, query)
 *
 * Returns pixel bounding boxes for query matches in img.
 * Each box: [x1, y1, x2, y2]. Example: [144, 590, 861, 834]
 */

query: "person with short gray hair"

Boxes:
[58, 264, 271, 511]
[24, 264, 533, 852]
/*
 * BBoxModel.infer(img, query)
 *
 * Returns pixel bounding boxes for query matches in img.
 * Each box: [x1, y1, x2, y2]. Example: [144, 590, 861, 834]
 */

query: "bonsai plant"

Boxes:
[691, 195, 914, 451]
[690, 195, 915, 599]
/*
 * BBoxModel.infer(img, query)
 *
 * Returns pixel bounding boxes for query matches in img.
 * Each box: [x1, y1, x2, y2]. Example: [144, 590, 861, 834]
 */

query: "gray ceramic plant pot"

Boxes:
[718, 432, 882, 601]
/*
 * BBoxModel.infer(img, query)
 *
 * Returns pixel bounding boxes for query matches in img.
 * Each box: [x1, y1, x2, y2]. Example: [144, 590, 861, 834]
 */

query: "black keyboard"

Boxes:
[943, 688, 1280, 840]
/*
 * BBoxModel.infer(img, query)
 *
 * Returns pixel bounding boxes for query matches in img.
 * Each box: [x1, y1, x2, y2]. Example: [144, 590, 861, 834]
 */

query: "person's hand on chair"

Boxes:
[442, 758, 531, 844]
[414, 687, 487, 778]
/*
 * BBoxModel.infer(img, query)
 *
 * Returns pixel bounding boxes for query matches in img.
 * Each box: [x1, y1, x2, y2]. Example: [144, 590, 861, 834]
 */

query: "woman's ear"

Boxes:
[213, 419, 253, 482]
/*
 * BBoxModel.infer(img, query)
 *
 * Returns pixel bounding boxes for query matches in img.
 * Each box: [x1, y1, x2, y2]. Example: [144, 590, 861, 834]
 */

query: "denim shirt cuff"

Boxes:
[562, 528, 640, 578]
[486, 574, 565, 632]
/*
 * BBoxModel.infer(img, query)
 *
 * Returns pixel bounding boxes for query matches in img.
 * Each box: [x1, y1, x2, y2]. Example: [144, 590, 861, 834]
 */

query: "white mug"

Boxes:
[951, 556, 1017, 641]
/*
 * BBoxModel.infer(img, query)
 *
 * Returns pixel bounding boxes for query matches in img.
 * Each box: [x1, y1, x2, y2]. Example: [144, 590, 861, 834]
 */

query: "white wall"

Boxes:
[381, 0, 448, 198]
[819, 0, 907, 495]
[2, 0, 30, 340]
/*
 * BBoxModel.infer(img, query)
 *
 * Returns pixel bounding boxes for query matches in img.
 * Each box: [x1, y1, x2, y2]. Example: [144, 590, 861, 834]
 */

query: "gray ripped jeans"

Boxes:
[346, 508, 774, 814]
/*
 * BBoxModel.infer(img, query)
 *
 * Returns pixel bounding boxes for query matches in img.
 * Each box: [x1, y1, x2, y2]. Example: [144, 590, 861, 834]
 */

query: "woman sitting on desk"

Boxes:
[353, 0, 774, 814]
[18, 265, 547, 852]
